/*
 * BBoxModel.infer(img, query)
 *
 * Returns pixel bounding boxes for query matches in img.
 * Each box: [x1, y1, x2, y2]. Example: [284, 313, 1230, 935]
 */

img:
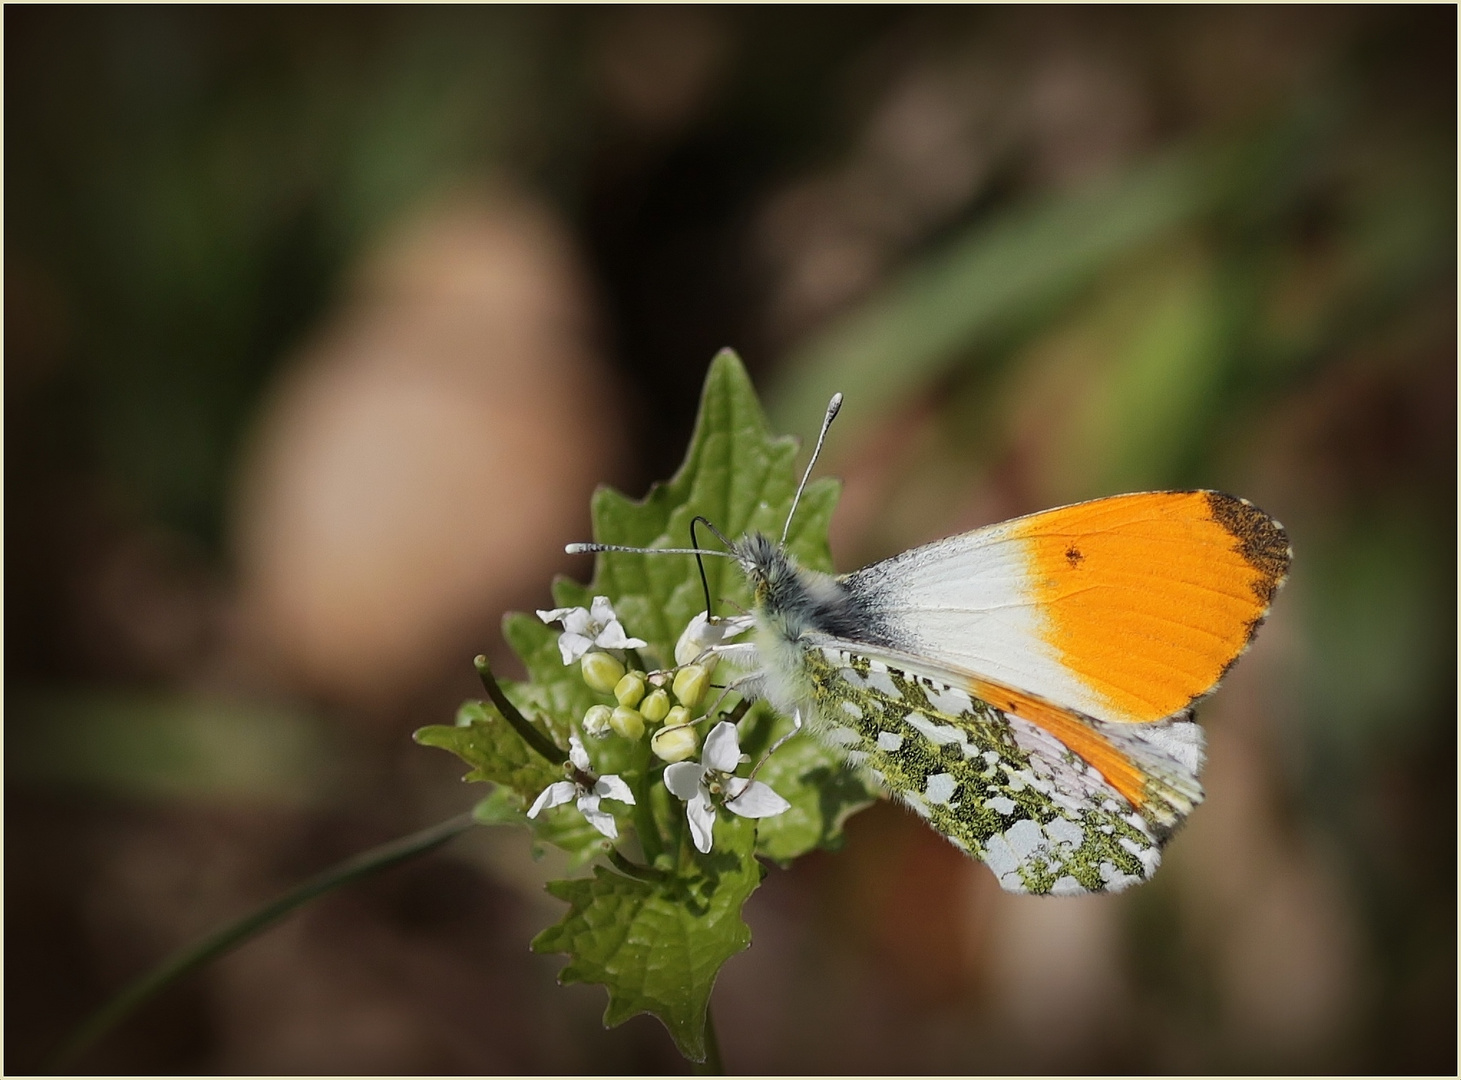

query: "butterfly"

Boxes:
[572, 395, 1291, 895]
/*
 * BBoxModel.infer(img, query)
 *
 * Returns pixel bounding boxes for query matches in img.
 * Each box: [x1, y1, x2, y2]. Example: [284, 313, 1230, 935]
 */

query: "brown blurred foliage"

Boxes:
[6, 6, 1454, 1074]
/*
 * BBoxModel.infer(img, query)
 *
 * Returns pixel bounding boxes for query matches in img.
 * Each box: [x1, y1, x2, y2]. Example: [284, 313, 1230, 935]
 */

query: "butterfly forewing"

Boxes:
[804, 642, 1199, 895]
[846, 491, 1291, 726]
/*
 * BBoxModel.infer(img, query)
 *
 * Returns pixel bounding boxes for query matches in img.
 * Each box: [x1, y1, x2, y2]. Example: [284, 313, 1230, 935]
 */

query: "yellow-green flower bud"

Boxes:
[614, 670, 646, 707]
[580, 651, 625, 694]
[651, 721, 698, 763]
[672, 664, 709, 709]
[663, 705, 691, 729]
[640, 688, 671, 723]
[582, 704, 613, 737]
[610, 705, 645, 740]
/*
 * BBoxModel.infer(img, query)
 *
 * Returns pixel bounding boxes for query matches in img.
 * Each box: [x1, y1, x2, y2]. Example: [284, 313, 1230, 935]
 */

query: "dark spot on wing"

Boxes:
[1065, 546, 1084, 568]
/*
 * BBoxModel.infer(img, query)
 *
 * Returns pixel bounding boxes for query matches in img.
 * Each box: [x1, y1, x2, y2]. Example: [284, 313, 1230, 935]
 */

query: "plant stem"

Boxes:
[474, 654, 567, 765]
[44, 811, 476, 1072]
[691, 1004, 726, 1074]
[607, 848, 666, 882]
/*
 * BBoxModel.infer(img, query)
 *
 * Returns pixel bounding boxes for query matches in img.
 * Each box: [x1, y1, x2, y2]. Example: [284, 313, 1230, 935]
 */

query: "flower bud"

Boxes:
[582, 704, 613, 737]
[614, 670, 646, 707]
[674, 611, 755, 665]
[610, 705, 645, 740]
[580, 651, 625, 694]
[651, 722, 698, 763]
[672, 664, 709, 709]
[663, 705, 691, 729]
[674, 614, 711, 666]
[639, 688, 671, 723]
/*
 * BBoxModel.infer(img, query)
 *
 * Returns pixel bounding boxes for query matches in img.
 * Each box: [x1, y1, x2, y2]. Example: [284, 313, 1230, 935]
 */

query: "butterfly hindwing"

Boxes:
[802, 641, 1203, 895]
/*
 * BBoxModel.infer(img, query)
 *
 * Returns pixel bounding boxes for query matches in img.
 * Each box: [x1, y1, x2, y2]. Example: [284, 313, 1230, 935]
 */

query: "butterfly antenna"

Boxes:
[565, 542, 735, 557]
[781, 392, 843, 545]
[689, 516, 734, 617]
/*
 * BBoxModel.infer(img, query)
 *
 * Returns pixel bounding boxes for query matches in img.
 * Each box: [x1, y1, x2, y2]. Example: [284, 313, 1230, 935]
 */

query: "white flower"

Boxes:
[537, 596, 648, 665]
[527, 736, 636, 839]
[674, 611, 756, 666]
[663, 721, 790, 853]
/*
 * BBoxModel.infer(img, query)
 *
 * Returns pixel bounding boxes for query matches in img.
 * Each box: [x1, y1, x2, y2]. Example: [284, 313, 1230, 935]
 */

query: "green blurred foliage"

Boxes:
[7, 691, 336, 807]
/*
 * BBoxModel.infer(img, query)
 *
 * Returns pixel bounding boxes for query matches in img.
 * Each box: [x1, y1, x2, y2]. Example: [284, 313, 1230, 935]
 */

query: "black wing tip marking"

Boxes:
[1203, 491, 1293, 606]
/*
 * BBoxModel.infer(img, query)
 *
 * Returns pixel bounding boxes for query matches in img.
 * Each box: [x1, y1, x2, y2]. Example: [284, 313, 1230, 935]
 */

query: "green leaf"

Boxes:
[745, 711, 880, 865]
[531, 816, 764, 1063]
[414, 701, 561, 801]
[500, 613, 594, 749]
[565, 349, 875, 861]
[421, 348, 872, 857]
[471, 786, 525, 826]
[420, 349, 879, 1059]
[563, 349, 842, 658]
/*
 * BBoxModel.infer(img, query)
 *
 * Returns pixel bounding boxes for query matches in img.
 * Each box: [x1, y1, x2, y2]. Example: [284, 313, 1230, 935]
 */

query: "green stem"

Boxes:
[691, 1003, 726, 1074]
[629, 738, 666, 863]
[44, 811, 476, 1072]
[607, 848, 666, 882]
[721, 697, 752, 727]
[474, 654, 567, 765]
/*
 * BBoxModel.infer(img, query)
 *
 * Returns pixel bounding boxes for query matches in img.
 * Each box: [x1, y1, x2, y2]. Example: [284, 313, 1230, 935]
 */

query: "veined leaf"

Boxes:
[418, 350, 877, 1059]
[530, 816, 763, 1062]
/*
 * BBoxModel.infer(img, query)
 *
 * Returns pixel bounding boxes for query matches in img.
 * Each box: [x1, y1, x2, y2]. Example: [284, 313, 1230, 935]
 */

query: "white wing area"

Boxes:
[846, 521, 1111, 721]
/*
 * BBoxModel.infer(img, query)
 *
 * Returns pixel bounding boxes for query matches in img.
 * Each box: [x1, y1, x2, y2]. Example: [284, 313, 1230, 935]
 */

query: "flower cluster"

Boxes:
[537, 598, 755, 764]
[533, 597, 786, 853]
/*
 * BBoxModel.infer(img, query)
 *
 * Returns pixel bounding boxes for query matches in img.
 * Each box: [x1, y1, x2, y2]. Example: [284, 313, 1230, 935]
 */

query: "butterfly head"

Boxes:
[733, 531, 888, 646]
[732, 532, 792, 602]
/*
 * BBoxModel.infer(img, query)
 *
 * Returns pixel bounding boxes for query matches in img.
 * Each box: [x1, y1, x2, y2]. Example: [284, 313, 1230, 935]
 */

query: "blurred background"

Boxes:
[6, 5, 1454, 1073]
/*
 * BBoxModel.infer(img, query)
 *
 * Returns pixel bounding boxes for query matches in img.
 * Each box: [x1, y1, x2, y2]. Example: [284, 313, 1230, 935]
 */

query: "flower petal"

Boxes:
[528, 781, 576, 818]
[577, 793, 619, 840]
[568, 735, 591, 771]
[663, 761, 706, 801]
[589, 595, 617, 626]
[593, 621, 648, 650]
[674, 611, 756, 665]
[703, 721, 742, 773]
[557, 631, 594, 664]
[537, 607, 578, 624]
[674, 611, 713, 666]
[594, 774, 636, 805]
[725, 779, 792, 819]
[685, 793, 716, 853]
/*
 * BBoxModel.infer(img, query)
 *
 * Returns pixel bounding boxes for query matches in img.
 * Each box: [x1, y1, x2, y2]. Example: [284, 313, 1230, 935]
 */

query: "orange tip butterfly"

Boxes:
[570, 394, 1291, 895]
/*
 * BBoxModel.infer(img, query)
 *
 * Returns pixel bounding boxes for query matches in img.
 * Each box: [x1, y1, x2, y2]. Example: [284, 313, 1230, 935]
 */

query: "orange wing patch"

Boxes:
[1016, 491, 1290, 724]
[964, 674, 1150, 808]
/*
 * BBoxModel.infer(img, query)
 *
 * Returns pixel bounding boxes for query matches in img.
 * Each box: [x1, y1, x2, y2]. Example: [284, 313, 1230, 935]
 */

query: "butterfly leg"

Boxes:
[748, 707, 803, 783]
[765, 707, 803, 758]
[689, 666, 758, 725]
